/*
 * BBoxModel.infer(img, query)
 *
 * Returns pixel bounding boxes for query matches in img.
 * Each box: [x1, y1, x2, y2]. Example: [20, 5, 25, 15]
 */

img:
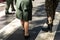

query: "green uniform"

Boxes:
[16, 0, 33, 21]
[5, 0, 15, 14]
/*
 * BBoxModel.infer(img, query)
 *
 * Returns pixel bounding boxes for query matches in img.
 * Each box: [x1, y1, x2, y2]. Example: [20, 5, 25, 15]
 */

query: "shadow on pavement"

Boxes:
[6, 26, 42, 40]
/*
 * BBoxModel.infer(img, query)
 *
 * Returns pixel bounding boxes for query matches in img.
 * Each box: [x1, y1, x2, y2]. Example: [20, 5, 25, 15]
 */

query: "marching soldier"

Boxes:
[16, 0, 34, 38]
[5, 0, 15, 14]
[42, 0, 59, 32]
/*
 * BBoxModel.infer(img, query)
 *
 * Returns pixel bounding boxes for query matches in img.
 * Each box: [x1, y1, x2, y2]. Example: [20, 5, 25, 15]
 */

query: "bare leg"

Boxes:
[24, 21, 29, 36]
[20, 20, 24, 30]
[21, 20, 29, 36]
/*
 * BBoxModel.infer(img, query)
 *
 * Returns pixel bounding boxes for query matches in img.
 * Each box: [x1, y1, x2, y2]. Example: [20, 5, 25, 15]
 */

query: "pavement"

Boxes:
[0, 0, 60, 40]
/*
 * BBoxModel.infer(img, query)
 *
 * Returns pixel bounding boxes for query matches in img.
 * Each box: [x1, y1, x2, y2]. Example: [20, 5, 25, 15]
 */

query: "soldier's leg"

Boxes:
[15, 0, 16, 4]
[47, 12, 54, 32]
[45, 0, 58, 32]
[11, 0, 15, 11]
[5, 0, 10, 14]
[49, 0, 59, 32]
[45, 0, 53, 32]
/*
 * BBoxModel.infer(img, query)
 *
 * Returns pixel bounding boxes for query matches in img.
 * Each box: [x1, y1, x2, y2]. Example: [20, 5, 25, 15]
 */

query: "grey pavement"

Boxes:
[0, 2, 16, 29]
[0, 0, 60, 40]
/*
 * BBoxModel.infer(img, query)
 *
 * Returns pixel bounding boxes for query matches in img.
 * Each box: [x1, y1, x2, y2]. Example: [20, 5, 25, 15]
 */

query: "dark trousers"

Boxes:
[45, 0, 59, 25]
[6, 0, 15, 13]
[15, 0, 16, 4]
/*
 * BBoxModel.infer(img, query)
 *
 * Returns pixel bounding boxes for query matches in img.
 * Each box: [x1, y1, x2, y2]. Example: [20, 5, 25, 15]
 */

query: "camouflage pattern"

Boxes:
[45, 0, 59, 32]
[16, 0, 33, 21]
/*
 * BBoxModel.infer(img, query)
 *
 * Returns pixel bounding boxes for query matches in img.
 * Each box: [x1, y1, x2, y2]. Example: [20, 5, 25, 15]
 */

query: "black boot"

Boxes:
[5, 11, 9, 14]
[5, 10, 12, 15]
[12, 9, 15, 11]
[48, 24, 53, 33]
[42, 27, 49, 32]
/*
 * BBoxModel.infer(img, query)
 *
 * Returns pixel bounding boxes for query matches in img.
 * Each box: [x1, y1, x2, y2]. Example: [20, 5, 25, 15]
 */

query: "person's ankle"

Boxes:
[24, 32, 29, 36]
